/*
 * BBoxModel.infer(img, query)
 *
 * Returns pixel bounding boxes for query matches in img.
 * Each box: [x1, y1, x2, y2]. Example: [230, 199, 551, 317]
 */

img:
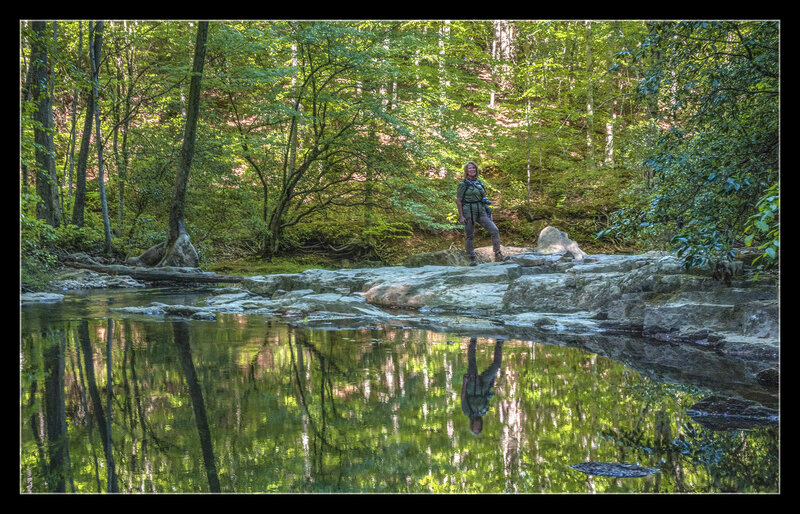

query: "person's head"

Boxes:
[464, 161, 479, 180]
[469, 416, 483, 435]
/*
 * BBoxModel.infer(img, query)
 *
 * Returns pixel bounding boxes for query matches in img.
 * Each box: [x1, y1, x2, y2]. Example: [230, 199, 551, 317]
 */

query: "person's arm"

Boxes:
[456, 196, 466, 224]
[456, 181, 467, 224]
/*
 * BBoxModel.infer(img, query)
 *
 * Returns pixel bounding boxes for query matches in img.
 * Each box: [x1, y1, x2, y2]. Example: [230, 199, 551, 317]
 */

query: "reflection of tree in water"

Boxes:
[21, 320, 120, 492]
[600, 382, 779, 493]
[285, 327, 468, 492]
[287, 329, 350, 489]
[172, 321, 221, 492]
[41, 328, 71, 492]
[20, 312, 779, 493]
[22, 318, 228, 493]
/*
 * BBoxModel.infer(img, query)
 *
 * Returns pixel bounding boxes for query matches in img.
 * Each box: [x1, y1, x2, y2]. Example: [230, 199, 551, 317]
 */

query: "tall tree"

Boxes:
[30, 21, 61, 227]
[63, 21, 83, 198]
[90, 21, 113, 254]
[130, 21, 209, 267]
[158, 21, 209, 266]
[585, 20, 595, 171]
[221, 21, 429, 259]
[111, 20, 135, 235]
[71, 22, 97, 228]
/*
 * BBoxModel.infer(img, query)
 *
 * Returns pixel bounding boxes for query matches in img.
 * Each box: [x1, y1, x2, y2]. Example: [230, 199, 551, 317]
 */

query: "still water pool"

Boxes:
[21, 288, 779, 493]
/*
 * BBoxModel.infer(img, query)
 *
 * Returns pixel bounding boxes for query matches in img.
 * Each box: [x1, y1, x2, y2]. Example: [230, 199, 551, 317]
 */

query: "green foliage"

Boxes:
[20, 193, 112, 289]
[53, 223, 108, 253]
[19, 20, 779, 277]
[743, 182, 779, 270]
[362, 217, 414, 242]
[599, 21, 779, 268]
[20, 211, 58, 290]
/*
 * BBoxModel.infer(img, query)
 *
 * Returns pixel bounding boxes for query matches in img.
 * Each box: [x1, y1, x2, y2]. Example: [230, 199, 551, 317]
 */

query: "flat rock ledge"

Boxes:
[22, 250, 779, 403]
[238, 251, 778, 350]
[235, 251, 779, 402]
[30, 250, 778, 362]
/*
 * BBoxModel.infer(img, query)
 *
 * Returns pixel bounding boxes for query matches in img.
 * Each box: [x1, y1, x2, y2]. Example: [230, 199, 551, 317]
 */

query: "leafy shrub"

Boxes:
[52, 224, 106, 253]
[20, 214, 58, 290]
[743, 182, 779, 271]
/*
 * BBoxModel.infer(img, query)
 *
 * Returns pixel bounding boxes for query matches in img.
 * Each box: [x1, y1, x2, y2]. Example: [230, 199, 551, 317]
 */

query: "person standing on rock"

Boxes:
[456, 161, 509, 266]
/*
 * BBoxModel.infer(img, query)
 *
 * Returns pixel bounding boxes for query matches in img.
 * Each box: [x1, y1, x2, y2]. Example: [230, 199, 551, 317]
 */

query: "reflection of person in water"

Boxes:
[461, 337, 504, 435]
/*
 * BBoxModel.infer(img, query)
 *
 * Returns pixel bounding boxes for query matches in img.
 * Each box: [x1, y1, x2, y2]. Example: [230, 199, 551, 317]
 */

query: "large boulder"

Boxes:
[126, 233, 200, 268]
[535, 226, 588, 259]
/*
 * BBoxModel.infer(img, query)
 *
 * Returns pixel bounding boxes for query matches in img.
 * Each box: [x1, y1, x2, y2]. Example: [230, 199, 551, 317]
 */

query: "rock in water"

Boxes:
[570, 462, 660, 478]
[687, 395, 779, 430]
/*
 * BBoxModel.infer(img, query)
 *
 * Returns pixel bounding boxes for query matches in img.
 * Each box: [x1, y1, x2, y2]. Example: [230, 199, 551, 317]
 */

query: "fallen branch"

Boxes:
[63, 260, 245, 284]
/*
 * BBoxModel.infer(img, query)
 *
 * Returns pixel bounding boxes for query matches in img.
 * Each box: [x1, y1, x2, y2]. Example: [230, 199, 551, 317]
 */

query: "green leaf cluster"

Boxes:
[599, 21, 779, 269]
[743, 182, 779, 270]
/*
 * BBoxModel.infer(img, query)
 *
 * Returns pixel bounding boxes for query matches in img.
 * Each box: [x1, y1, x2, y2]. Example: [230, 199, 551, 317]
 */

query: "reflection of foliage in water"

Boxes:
[20, 302, 779, 493]
[599, 380, 779, 493]
[674, 423, 778, 492]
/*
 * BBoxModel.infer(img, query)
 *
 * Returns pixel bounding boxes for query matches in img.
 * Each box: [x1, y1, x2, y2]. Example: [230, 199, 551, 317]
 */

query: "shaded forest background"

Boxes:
[20, 20, 780, 289]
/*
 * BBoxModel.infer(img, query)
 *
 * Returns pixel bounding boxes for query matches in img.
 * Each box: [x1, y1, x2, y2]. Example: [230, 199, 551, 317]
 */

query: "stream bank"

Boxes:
[23, 242, 779, 413]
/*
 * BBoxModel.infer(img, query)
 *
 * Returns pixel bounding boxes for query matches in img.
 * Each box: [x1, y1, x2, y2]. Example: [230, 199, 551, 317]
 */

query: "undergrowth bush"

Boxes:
[20, 203, 112, 290]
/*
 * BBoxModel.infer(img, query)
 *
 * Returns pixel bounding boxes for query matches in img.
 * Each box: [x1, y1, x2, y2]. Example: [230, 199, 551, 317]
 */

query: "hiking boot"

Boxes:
[495, 253, 510, 262]
[469, 256, 478, 266]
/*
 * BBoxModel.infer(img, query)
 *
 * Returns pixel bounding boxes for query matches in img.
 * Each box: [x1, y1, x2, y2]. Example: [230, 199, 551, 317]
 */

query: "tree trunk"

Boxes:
[525, 97, 532, 203]
[70, 90, 94, 227]
[71, 23, 96, 228]
[130, 22, 208, 267]
[604, 104, 616, 167]
[438, 20, 450, 179]
[31, 21, 61, 227]
[113, 21, 134, 236]
[90, 21, 113, 254]
[604, 37, 617, 168]
[157, 21, 209, 267]
[265, 195, 287, 259]
[65, 258, 244, 284]
[64, 21, 82, 199]
[20, 31, 34, 196]
[263, 66, 300, 260]
[585, 20, 595, 171]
